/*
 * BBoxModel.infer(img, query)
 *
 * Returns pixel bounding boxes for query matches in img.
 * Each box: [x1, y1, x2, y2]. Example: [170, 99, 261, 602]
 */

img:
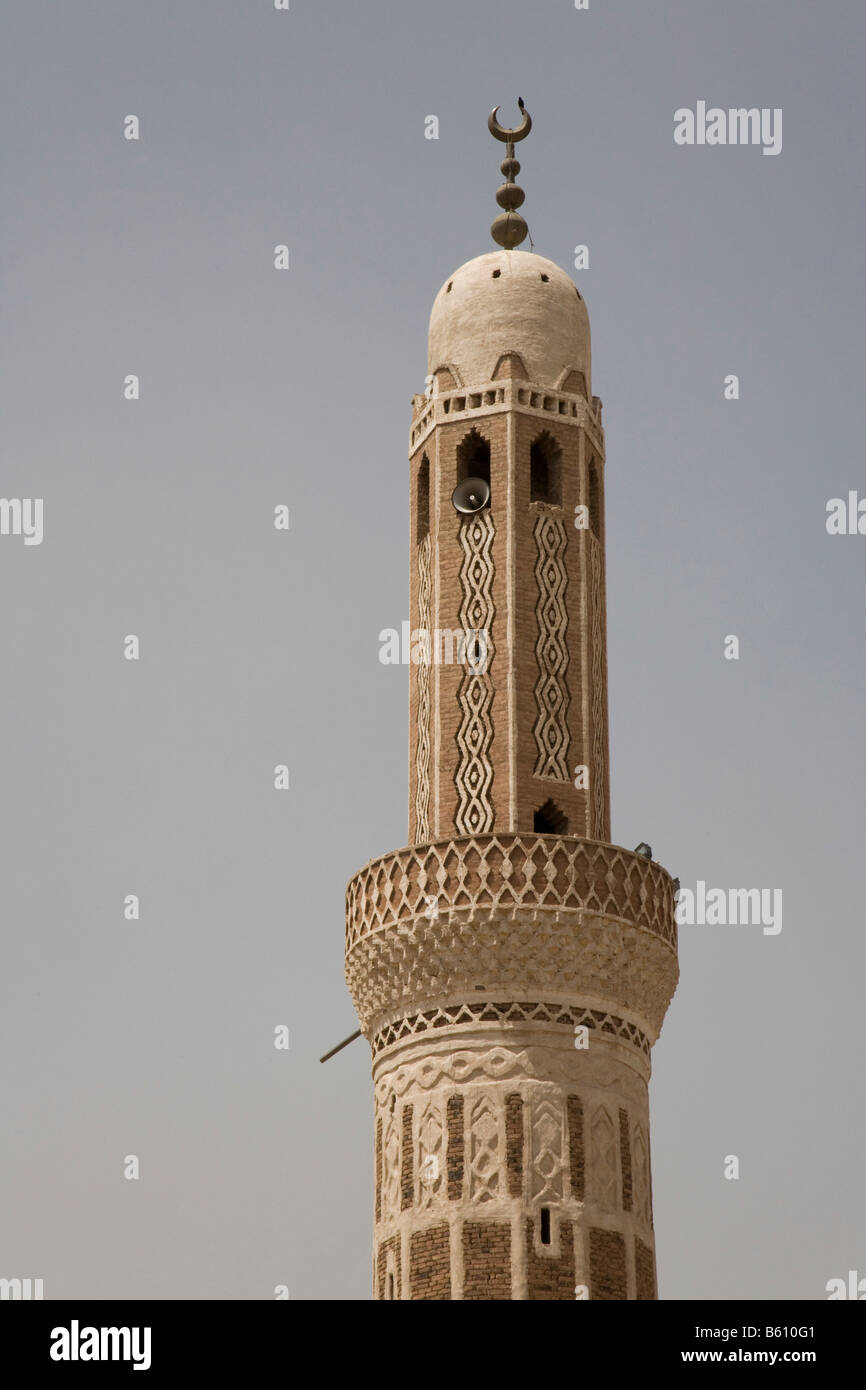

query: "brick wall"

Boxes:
[514, 413, 594, 838]
[589, 1227, 627, 1300]
[401, 1103, 414, 1210]
[526, 1218, 576, 1300]
[505, 1093, 524, 1196]
[409, 1223, 451, 1300]
[462, 1221, 512, 1300]
[619, 1107, 632, 1212]
[567, 1094, 585, 1200]
[635, 1237, 656, 1300]
[447, 1094, 464, 1200]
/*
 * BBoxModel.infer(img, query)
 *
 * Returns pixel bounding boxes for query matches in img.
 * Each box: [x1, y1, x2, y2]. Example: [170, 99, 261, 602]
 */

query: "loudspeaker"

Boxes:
[451, 476, 491, 514]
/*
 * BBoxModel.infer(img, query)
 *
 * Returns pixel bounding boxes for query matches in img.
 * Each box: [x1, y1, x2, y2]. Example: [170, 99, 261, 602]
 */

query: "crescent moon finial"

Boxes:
[488, 102, 532, 143]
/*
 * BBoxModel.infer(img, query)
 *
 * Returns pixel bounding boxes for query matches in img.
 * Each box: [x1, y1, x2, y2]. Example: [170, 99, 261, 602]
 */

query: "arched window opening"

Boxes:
[589, 459, 602, 540]
[455, 429, 492, 511]
[530, 432, 562, 506]
[417, 455, 430, 544]
[533, 800, 569, 835]
[456, 429, 491, 488]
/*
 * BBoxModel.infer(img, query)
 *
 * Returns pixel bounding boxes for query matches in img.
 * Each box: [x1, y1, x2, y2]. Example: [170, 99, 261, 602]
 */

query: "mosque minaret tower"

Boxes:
[344, 105, 679, 1300]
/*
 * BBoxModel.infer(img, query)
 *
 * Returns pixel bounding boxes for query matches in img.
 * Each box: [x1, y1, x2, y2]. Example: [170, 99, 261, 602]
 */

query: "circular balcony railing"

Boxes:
[346, 834, 676, 953]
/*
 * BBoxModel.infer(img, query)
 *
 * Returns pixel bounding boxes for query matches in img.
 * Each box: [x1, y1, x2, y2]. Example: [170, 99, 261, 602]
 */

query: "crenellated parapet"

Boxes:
[410, 377, 605, 457]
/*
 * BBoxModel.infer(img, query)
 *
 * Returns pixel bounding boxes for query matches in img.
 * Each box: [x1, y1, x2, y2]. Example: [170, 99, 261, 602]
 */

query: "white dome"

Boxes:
[427, 250, 591, 393]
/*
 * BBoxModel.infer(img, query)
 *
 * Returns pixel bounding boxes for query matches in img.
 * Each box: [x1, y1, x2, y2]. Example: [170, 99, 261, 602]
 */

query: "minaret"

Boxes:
[345, 106, 679, 1300]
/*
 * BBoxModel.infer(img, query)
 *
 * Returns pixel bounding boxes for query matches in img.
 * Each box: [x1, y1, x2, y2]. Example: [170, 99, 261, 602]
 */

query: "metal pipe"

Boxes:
[319, 1028, 362, 1063]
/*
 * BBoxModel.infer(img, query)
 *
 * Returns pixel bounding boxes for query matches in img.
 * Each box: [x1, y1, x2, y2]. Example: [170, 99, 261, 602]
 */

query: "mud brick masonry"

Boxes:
[345, 107, 679, 1300]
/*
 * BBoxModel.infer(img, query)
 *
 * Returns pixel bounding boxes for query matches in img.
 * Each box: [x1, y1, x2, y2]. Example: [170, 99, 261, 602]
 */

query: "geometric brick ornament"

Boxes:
[532, 513, 570, 780]
[454, 511, 496, 835]
[414, 531, 433, 843]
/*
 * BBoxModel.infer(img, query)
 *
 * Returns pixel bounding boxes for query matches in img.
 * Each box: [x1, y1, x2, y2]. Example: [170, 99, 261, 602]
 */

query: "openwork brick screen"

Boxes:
[345, 834, 676, 951]
[370, 1000, 652, 1061]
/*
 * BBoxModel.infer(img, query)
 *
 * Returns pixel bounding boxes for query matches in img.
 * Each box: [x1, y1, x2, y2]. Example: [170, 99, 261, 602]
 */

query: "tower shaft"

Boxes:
[408, 376, 610, 846]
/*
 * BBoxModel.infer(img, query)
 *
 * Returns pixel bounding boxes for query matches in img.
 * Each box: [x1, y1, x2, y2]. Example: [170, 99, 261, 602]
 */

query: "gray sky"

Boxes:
[1, 0, 863, 1300]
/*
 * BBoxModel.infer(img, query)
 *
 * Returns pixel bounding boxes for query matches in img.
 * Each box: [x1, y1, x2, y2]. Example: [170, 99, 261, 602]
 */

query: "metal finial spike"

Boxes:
[489, 101, 531, 249]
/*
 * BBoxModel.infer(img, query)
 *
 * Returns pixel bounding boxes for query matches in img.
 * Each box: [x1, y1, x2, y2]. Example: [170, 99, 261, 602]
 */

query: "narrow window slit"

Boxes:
[540, 1208, 551, 1245]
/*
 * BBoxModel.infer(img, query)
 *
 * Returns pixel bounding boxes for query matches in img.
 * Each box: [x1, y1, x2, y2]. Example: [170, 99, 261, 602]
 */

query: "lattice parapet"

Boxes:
[345, 835, 678, 1042]
[346, 834, 675, 950]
